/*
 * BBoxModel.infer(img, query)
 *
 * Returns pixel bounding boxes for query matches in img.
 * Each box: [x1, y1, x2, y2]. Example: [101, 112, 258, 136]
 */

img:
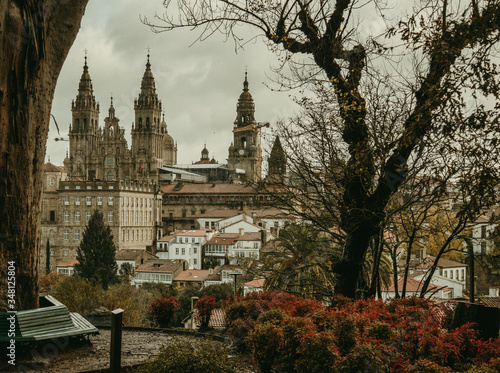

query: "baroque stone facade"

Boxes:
[227, 73, 267, 183]
[63, 55, 177, 184]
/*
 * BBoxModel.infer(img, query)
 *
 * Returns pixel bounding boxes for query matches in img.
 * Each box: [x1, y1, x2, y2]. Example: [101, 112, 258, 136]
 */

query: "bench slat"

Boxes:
[0, 303, 99, 343]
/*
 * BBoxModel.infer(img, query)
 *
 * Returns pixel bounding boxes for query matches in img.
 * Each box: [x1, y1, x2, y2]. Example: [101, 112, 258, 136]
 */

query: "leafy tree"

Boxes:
[74, 210, 118, 290]
[195, 295, 216, 329]
[0, 0, 89, 311]
[118, 262, 135, 283]
[262, 224, 337, 300]
[203, 255, 219, 269]
[199, 283, 233, 301]
[149, 294, 181, 327]
[150, 0, 500, 298]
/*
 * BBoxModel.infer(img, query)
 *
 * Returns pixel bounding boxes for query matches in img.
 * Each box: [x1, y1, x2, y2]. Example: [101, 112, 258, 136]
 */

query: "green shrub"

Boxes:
[138, 337, 235, 373]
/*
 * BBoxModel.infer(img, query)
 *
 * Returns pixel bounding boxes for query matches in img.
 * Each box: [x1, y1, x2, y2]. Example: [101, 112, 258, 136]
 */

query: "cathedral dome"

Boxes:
[164, 133, 175, 146]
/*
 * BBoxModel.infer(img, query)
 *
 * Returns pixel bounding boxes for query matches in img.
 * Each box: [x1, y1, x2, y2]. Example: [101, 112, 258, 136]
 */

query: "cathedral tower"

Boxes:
[227, 72, 265, 183]
[267, 135, 287, 184]
[65, 56, 100, 179]
[131, 53, 164, 181]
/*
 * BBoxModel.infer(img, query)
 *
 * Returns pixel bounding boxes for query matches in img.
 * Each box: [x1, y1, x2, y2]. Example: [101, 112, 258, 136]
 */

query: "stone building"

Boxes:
[39, 174, 162, 275]
[161, 183, 274, 232]
[227, 73, 268, 183]
[64, 54, 177, 183]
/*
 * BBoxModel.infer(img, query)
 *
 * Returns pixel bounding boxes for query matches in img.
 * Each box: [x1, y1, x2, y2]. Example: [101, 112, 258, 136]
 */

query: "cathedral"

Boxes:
[64, 54, 177, 183]
[63, 54, 284, 185]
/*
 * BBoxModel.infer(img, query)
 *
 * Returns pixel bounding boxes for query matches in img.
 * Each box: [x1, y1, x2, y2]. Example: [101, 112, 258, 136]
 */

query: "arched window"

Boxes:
[101, 147, 105, 155]
[241, 137, 247, 148]
[75, 119, 80, 130]
[83, 118, 87, 129]
[116, 147, 120, 155]
[138, 117, 142, 129]
[106, 156, 114, 167]
[146, 117, 150, 128]
[107, 171, 114, 180]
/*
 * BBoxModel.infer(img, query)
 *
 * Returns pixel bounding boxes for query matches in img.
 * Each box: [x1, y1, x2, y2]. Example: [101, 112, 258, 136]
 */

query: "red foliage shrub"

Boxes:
[149, 295, 180, 328]
[224, 292, 499, 372]
[195, 295, 216, 328]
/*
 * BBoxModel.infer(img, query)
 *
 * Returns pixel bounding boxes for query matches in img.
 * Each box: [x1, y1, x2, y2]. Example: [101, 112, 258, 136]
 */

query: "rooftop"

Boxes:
[136, 259, 185, 273]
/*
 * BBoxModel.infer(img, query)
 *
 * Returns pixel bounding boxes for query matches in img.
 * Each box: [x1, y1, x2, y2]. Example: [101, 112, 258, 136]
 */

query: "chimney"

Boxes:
[242, 212, 247, 222]
[239, 228, 244, 237]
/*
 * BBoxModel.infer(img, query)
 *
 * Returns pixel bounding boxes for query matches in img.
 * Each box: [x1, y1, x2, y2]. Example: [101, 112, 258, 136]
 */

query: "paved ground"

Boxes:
[1, 329, 257, 372]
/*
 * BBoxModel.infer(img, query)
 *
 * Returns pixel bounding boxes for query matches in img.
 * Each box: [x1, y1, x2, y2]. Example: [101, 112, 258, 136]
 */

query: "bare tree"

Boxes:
[0, 0, 89, 311]
[149, 0, 500, 297]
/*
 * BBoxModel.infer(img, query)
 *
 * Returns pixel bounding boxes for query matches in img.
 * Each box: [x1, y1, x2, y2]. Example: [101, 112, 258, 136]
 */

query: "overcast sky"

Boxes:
[47, 0, 300, 167]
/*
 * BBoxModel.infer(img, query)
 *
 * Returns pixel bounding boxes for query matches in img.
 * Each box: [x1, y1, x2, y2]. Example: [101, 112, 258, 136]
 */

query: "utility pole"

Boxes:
[230, 272, 243, 296]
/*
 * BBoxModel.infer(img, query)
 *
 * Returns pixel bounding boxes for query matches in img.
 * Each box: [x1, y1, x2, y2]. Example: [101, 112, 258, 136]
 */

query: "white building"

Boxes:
[156, 230, 214, 269]
[133, 259, 186, 286]
[204, 231, 262, 265]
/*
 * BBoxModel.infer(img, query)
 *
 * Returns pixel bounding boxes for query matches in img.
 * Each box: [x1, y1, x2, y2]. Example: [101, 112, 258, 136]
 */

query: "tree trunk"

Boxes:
[333, 222, 376, 298]
[0, 0, 88, 311]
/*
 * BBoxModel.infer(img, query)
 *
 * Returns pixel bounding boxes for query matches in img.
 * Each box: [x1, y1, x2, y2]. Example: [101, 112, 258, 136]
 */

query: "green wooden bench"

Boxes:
[0, 303, 98, 343]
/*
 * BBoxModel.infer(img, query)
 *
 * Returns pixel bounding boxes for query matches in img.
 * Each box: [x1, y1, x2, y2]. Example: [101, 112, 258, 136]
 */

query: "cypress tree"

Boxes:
[75, 210, 118, 289]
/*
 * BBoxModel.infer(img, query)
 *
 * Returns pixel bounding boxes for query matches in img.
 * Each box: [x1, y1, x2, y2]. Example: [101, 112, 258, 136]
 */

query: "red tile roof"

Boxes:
[56, 259, 79, 267]
[205, 233, 239, 245]
[136, 260, 185, 273]
[385, 277, 448, 293]
[244, 278, 265, 288]
[44, 163, 65, 173]
[158, 235, 176, 242]
[174, 269, 211, 282]
[161, 183, 257, 194]
[175, 230, 208, 237]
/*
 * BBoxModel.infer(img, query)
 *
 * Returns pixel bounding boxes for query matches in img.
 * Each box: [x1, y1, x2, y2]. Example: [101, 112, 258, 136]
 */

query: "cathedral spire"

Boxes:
[76, 54, 95, 104]
[234, 71, 256, 128]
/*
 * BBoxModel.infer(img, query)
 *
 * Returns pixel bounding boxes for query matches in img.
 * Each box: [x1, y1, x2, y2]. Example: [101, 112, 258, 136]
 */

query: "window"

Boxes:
[75, 197, 80, 206]
[175, 248, 179, 255]
[107, 171, 114, 180]
[86, 210, 91, 222]
[50, 177, 55, 186]
[86, 197, 92, 206]
[461, 269, 465, 281]
[108, 197, 114, 206]
[127, 230, 129, 241]
[75, 211, 80, 222]
[126, 211, 129, 224]
[63, 229, 69, 240]
[97, 197, 103, 206]
[193, 258, 197, 266]
[182, 210, 187, 218]
[63, 250, 68, 257]
[193, 247, 197, 254]
[49, 211, 55, 222]
[74, 229, 80, 240]
[108, 211, 113, 222]
[444, 270, 448, 277]
[106, 156, 114, 167]
[64, 210, 69, 222]
[481, 241, 487, 254]
[182, 248, 185, 255]
[481, 225, 487, 239]
[450, 270, 453, 279]
[50, 250, 54, 256]
[63, 196, 69, 205]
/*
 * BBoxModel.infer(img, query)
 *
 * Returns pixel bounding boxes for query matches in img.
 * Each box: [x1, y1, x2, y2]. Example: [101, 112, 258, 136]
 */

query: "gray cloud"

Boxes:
[47, 0, 300, 167]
